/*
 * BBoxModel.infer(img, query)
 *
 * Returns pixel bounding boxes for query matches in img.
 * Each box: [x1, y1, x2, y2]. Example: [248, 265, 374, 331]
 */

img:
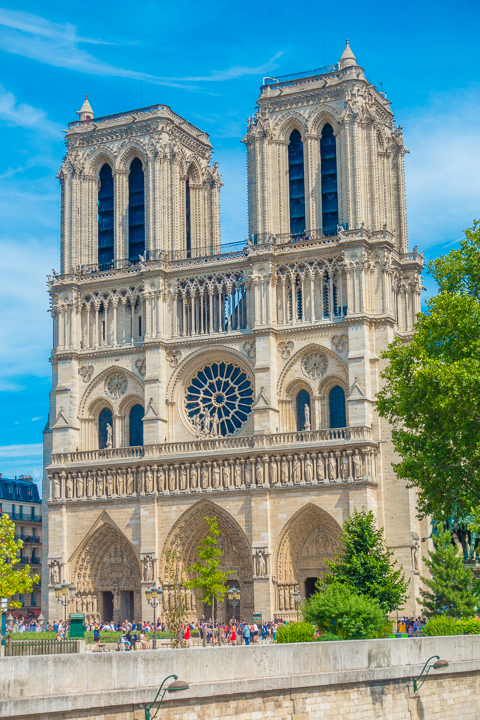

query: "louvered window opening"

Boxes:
[320, 124, 339, 237]
[128, 158, 145, 263]
[98, 164, 114, 269]
[288, 129, 305, 236]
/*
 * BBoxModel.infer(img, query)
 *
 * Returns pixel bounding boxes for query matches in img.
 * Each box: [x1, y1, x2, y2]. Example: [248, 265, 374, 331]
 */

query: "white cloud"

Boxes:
[0, 443, 43, 458]
[0, 9, 282, 91]
[0, 85, 61, 136]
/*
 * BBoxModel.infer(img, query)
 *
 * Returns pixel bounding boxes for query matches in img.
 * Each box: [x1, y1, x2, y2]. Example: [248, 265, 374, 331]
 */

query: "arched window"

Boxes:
[185, 178, 191, 258]
[98, 407, 113, 449]
[129, 404, 144, 446]
[320, 124, 339, 237]
[98, 164, 114, 269]
[288, 129, 305, 236]
[329, 385, 346, 428]
[128, 157, 145, 262]
[296, 389, 311, 431]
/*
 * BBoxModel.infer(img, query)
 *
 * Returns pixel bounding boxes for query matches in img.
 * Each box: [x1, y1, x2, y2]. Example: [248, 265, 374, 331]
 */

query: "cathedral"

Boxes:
[42, 41, 426, 623]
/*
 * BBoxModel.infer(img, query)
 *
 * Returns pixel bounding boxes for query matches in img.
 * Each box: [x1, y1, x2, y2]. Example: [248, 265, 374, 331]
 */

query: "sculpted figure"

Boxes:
[281, 457, 289, 484]
[255, 459, 264, 485]
[279, 585, 284, 611]
[106, 422, 113, 449]
[66, 474, 74, 499]
[270, 457, 278, 485]
[211, 413, 219, 438]
[201, 465, 209, 489]
[316, 455, 325, 482]
[223, 462, 230, 488]
[190, 464, 198, 489]
[143, 555, 154, 582]
[50, 561, 60, 585]
[328, 454, 337, 481]
[341, 455, 349, 480]
[137, 468, 145, 494]
[169, 466, 176, 492]
[106, 469, 115, 496]
[305, 454, 314, 483]
[157, 466, 165, 492]
[202, 409, 211, 437]
[245, 461, 252, 486]
[86, 472, 94, 497]
[76, 472, 84, 498]
[304, 403, 311, 431]
[126, 468, 134, 495]
[234, 461, 242, 487]
[97, 471, 104, 496]
[212, 462, 220, 489]
[353, 452, 363, 479]
[179, 465, 187, 491]
[193, 412, 203, 438]
[256, 550, 267, 577]
[293, 456, 301, 484]
[145, 466, 154, 493]
[117, 469, 125, 496]
[53, 475, 61, 500]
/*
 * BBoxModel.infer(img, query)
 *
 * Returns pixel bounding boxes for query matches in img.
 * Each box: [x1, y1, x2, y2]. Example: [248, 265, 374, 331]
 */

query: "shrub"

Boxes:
[458, 617, 480, 634]
[422, 616, 480, 636]
[274, 621, 317, 643]
[303, 582, 392, 640]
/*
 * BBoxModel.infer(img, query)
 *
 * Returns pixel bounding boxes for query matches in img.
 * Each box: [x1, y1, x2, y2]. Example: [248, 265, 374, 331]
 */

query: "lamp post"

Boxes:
[293, 589, 302, 622]
[145, 584, 163, 650]
[227, 586, 241, 623]
[145, 674, 189, 720]
[413, 655, 449, 693]
[54, 582, 76, 630]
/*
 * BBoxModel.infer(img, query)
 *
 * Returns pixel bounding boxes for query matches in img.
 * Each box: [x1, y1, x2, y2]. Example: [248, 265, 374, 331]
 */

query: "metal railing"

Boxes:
[263, 64, 338, 85]
[5, 637, 80, 656]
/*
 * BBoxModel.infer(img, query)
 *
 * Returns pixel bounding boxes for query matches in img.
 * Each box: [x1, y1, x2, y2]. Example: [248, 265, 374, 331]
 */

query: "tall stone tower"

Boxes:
[43, 44, 426, 624]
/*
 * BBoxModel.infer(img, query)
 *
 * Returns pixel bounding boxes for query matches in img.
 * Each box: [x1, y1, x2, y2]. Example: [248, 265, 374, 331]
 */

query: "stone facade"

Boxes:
[43, 42, 426, 623]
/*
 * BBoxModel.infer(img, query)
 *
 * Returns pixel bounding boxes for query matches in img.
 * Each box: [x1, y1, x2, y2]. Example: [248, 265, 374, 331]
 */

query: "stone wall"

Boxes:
[1, 636, 480, 719]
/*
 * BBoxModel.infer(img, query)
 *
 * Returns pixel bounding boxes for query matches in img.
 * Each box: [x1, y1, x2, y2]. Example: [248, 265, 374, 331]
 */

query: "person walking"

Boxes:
[243, 623, 251, 646]
[230, 625, 236, 645]
[184, 624, 191, 648]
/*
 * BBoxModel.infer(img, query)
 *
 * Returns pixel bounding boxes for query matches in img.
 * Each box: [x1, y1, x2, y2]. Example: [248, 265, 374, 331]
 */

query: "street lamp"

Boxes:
[55, 581, 76, 629]
[145, 584, 163, 650]
[227, 586, 241, 623]
[293, 589, 302, 622]
[145, 674, 189, 720]
[413, 655, 449, 693]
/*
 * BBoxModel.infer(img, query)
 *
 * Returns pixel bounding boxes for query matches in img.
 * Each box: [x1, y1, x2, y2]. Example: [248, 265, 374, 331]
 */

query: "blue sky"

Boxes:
[0, 0, 479, 485]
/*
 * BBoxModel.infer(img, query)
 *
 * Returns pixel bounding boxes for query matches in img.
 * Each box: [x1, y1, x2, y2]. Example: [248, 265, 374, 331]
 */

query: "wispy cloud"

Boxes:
[0, 85, 61, 136]
[0, 443, 43, 458]
[0, 9, 282, 91]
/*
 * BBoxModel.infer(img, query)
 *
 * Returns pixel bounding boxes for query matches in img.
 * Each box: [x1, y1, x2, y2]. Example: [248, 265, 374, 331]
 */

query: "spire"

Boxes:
[339, 39, 357, 69]
[76, 95, 94, 122]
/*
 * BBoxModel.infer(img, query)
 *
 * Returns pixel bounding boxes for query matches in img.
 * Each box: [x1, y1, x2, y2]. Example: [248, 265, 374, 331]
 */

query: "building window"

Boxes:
[329, 385, 346, 428]
[320, 124, 339, 237]
[98, 163, 114, 268]
[128, 157, 145, 262]
[186, 178, 191, 258]
[30, 507, 35, 519]
[27, 488, 32, 500]
[15, 487, 20, 499]
[288, 129, 305, 236]
[296, 389, 311, 431]
[8, 486, 13, 498]
[99, 407, 113, 449]
[129, 404, 144, 447]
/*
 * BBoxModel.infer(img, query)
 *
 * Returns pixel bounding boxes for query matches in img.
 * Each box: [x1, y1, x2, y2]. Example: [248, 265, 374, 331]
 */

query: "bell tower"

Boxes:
[243, 41, 408, 252]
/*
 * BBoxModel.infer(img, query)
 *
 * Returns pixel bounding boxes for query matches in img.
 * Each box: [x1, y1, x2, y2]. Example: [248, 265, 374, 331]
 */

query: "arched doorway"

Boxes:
[162, 500, 253, 622]
[71, 523, 141, 624]
[274, 504, 342, 619]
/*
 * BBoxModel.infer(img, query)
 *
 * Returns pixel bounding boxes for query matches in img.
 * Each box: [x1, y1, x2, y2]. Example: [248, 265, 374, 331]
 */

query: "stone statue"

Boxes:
[304, 403, 311, 431]
[76, 472, 84, 498]
[341, 455, 349, 480]
[223, 462, 230, 488]
[234, 461, 242, 487]
[412, 543, 420, 574]
[212, 462, 220, 489]
[50, 560, 60, 585]
[255, 459, 264, 485]
[106, 422, 113, 449]
[245, 461, 252, 486]
[328, 454, 337, 481]
[169, 466, 176, 492]
[256, 550, 267, 577]
[202, 409, 211, 437]
[66, 474, 74, 499]
[126, 468, 134, 495]
[106, 469, 115, 496]
[179, 465, 187, 490]
[137, 468, 145, 494]
[352, 452, 363, 479]
[193, 412, 203, 437]
[97, 471, 104, 496]
[211, 413, 219, 438]
[86, 472, 94, 497]
[305, 454, 314, 483]
[117, 470, 125, 496]
[157, 466, 165, 492]
[281, 457, 289, 484]
[145, 466, 154, 493]
[190, 464, 198, 489]
[53, 475, 61, 500]
[316, 455, 325, 482]
[293, 456, 301, 484]
[201, 465, 209, 489]
[270, 457, 278, 485]
[143, 554, 154, 582]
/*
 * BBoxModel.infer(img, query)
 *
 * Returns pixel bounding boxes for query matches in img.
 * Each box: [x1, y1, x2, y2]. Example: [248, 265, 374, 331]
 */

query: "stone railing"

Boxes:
[50, 426, 372, 466]
[48, 430, 377, 503]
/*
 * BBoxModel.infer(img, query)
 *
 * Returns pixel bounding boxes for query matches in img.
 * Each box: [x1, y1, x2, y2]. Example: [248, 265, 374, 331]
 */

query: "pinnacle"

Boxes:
[339, 39, 357, 69]
[76, 95, 94, 121]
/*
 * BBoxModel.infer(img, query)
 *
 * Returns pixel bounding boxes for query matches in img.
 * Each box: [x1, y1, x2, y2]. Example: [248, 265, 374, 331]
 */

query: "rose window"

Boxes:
[185, 362, 254, 437]
[302, 352, 328, 378]
[106, 373, 128, 399]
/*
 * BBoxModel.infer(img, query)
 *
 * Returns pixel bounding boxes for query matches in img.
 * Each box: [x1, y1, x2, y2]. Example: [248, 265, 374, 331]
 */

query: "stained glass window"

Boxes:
[99, 407, 113, 449]
[288, 129, 305, 236]
[329, 385, 346, 428]
[320, 124, 339, 237]
[296, 389, 311, 431]
[128, 157, 145, 262]
[98, 164, 114, 269]
[129, 404, 144, 447]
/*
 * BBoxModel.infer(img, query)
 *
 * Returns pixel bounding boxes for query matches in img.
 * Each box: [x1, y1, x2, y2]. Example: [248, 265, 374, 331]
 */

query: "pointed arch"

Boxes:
[98, 163, 114, 267]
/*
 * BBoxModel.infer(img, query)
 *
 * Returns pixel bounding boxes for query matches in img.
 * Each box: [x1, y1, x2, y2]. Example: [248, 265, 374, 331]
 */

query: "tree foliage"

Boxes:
[274, 621, 317, 643]
[0, 513, 38, 608]
[322, 507, 409, 612]
[185, 516, 232, 626]
[377, 221, 480, 518]
[419, 523, 477, 618]
[303, 582, 392, 640]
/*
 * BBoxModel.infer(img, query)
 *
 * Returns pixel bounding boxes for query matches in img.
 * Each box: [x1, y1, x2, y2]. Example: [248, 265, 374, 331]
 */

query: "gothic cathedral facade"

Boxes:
[43, 42, 426, 623]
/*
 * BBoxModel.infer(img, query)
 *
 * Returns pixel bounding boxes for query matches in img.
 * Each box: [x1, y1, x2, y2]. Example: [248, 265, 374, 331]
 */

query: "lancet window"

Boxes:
[99, 407, 113, 449]
[329, 385, 346, 428]
[129, 404, 144, 446]
[296, 389, 311, 431]
[128, 158, 145, 262]
[320, 124, 339, 236]
[173, 273, 248, 337]
[288, 129, 305, 236]
[185, 178, 191, 258]
[276, 262, 346, 325]
[98, 164, 114, 268]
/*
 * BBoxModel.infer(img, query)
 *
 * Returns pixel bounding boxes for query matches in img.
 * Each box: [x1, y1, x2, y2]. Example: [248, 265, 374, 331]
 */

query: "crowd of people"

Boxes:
[396, 617, 427, 636]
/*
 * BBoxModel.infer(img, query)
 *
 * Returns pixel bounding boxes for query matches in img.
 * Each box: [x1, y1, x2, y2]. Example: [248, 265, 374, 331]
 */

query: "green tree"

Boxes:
[0, 513, 38, 609]
[419, 523, 477, 618]
[303, 582, 392, 640]
[185, 516, 232, 627]
[377, 221, 480, 518]
[162, 549, 188, 648]
[323, 507, 409, 612]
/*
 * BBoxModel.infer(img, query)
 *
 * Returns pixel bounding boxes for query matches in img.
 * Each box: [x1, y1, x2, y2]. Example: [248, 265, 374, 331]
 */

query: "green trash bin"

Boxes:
[69, 613, 85, 639]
